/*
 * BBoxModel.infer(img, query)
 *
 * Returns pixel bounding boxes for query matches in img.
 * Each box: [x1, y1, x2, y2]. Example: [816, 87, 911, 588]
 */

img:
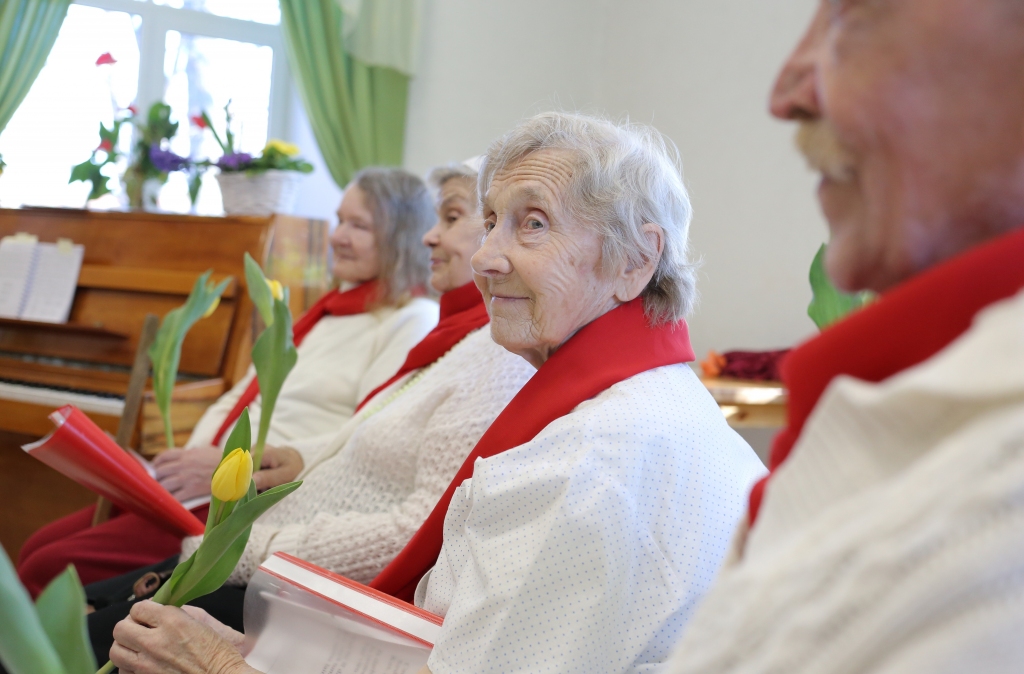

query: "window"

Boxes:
[0, 0, 289, 215]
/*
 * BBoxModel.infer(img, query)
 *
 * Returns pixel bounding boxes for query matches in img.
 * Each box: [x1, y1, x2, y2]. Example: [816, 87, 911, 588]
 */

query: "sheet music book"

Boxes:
[22, 406, 207, 538]
[0, 234, 84, 323]
[243, 553, 442, 674]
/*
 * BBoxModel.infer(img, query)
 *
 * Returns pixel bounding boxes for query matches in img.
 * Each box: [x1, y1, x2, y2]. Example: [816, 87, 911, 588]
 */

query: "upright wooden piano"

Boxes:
[0, 207, 329, 453]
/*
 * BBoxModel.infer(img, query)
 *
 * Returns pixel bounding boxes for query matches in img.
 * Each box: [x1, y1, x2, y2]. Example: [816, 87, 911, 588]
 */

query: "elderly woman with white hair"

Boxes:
[106, 113, 765, 674]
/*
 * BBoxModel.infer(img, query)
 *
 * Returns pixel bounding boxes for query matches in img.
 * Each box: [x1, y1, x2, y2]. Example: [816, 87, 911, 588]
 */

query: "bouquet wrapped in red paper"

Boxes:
[22, 405, 205, 538]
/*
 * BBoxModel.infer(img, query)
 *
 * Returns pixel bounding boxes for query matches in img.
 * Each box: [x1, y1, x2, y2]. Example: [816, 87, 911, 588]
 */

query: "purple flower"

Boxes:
[217, 152, 253, 171]
[149, 145, 189, 172]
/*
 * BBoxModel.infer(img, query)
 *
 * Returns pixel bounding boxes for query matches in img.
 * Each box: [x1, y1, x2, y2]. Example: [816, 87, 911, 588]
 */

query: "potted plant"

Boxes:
[70, 101, 196, 211]
[195, 103, 313, 216]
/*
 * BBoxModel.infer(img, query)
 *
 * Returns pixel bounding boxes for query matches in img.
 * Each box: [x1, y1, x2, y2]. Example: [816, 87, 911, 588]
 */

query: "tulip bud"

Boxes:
[266, 279, 284, 301]
[202, 296, 220, 318]
[210, 448, 253, 502]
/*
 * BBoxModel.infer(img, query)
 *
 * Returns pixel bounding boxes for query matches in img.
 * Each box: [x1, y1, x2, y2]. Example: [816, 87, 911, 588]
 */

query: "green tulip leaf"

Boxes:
[244, 252, 275, 327]
[166, 480, 302, 607]
[807, 244, 875, 330]
[251, 297, 298, 467]
[148, 271, 231, 448]
[0, 546, 66, 674]
[35, 567, 96, 674]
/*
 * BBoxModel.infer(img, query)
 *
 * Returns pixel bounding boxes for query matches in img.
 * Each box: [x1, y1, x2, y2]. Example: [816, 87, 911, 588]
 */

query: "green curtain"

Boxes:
[280, 0, 410, 188]
[0, 0, 72, 135]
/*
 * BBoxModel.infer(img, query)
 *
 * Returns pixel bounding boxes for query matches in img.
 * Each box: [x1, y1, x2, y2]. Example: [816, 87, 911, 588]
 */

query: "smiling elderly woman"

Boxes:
[107, 113, 765, 674]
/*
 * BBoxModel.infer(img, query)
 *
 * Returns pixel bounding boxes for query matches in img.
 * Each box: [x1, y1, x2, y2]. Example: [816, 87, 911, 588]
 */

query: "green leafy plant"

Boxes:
[95, 408, 302, 674]
[149, 271, 230, 448]
[808, 243, 876, 330]
[243, 253, 298, 467]
[70, 102, 197, 209]
[0, 547, 96, 674]
[68, 110, 132, 201]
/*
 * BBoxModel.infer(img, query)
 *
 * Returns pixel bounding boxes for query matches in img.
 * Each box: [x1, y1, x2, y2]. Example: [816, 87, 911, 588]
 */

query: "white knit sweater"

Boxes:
[186, 298, 439, 463]
[181, 328, 536, 585]
[666, 288, 1024, 674]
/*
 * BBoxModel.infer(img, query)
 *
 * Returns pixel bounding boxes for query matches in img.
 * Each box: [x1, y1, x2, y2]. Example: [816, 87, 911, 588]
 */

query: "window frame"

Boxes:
[72, 0, 291, 142]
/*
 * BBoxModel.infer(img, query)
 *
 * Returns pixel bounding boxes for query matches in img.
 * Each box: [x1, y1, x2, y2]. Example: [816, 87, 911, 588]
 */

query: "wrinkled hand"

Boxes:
[153, 447, 223, 503]
[252, 446, 304, 491]
[110, 601, 258, 674]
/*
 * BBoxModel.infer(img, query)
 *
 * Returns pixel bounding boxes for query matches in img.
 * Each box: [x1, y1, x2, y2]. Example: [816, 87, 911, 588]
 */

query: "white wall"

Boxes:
[402, 0, 612, 174]
[597, 0, 826, 359]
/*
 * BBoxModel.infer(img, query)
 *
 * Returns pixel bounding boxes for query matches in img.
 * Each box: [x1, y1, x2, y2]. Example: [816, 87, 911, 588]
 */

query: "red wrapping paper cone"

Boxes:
[23, 405, 205, 537]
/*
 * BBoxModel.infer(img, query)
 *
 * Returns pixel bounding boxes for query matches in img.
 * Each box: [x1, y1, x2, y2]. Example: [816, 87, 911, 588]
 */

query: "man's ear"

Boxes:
[614, 223, 665, 303]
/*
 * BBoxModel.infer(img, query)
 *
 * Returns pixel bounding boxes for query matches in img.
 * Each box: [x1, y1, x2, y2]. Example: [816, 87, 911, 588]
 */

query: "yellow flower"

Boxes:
[210, 448, 253, 502]
[202, 296, 220, 318]
[266, 279, 284, 301]
[265, 139, 300, 156]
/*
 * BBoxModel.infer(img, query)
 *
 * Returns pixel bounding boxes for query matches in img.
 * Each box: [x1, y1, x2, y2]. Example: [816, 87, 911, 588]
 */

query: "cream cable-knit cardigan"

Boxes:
[666, 288, 1024, 674]
[182, 328, 536, 585]
[186, 298, 439, 461]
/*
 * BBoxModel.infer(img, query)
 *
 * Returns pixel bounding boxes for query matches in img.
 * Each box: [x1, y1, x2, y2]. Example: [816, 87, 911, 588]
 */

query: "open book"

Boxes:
[23, 405, 206, 537]
[0, 234, 84, 323]
[244, 553, 443, 674]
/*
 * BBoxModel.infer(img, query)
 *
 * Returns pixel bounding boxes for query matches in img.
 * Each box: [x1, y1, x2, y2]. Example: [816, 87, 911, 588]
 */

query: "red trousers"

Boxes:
[17, 503, 210, 598]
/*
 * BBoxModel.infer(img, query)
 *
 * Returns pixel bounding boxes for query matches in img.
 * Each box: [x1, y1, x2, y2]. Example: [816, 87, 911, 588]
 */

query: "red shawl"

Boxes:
[749, 226, 1024, 525]
[355, 281, 489, 413]
[211, 280, 380, 445]
[369, 297, 695, 601]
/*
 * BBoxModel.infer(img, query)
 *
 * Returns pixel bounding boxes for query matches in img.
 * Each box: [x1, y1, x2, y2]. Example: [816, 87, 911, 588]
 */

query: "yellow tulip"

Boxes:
[265, 139, 300, 156]
[266, 278, 284, 301]
[210, 448, 253, 502]
[202, 296, 220, 318]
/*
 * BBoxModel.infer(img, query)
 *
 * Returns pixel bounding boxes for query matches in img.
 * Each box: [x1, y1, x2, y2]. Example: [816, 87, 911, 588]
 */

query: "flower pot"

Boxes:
[216, 169, 304, 216]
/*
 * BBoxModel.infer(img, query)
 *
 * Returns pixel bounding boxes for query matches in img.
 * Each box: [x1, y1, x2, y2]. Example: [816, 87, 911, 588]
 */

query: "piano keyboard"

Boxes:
[0, 378, 125, 417]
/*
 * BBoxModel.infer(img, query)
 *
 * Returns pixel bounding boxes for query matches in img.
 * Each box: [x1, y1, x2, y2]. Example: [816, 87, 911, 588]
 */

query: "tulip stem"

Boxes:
[212, 500, 225, 528]
[96, 659, 116, 673]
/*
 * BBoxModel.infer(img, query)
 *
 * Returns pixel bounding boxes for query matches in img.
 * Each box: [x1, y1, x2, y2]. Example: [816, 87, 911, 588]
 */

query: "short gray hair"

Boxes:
[427, 161, 480, 203]
[480, 111, 696, 324]
[351, 166, 434, 306]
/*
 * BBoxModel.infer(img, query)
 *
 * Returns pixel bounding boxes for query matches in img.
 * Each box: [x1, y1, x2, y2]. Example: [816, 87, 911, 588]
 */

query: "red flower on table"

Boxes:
[190, 114, 207, 129]
[96, 52, 117, 66]
[98, 139, 114, 152]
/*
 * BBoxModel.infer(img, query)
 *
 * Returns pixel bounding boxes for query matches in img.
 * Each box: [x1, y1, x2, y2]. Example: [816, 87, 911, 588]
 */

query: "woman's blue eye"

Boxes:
[527, 219, 543, 230]
[484, 220, 495, 232]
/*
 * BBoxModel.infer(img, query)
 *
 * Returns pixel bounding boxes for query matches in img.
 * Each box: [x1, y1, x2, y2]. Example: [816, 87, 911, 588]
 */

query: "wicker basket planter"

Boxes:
[216, 169, 303, 216]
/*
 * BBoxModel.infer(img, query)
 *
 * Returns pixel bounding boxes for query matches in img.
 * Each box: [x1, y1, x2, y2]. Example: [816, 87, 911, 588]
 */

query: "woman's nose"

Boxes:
[422, 222, 441, 247]
[769, 5, 826, 122]
[471, 223, 512, 277]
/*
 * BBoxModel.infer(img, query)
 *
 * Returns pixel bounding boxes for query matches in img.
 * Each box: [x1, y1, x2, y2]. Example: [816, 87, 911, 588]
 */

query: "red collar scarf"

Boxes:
[355, 282, 490, 412]
[749, 226, 1024, 526]
[211, 280, 380, 445]
[369, 297, 696, 601]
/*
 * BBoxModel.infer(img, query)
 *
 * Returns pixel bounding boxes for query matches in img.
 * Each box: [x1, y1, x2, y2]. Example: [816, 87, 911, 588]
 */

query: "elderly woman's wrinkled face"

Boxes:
[771, 0, 1024, 292]
[422, 178, 484, 293]
[331, 184, 382, 284]
[473, 150, 623, 368]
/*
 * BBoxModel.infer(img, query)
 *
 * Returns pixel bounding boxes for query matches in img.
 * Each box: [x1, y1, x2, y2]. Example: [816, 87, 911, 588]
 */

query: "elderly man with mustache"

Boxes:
[665, 1, 1024, 673]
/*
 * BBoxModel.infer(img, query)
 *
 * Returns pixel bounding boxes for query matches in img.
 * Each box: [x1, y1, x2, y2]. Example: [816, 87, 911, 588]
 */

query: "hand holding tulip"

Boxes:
[110, 602, 258, 674]
[96, 409, 301, 674]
